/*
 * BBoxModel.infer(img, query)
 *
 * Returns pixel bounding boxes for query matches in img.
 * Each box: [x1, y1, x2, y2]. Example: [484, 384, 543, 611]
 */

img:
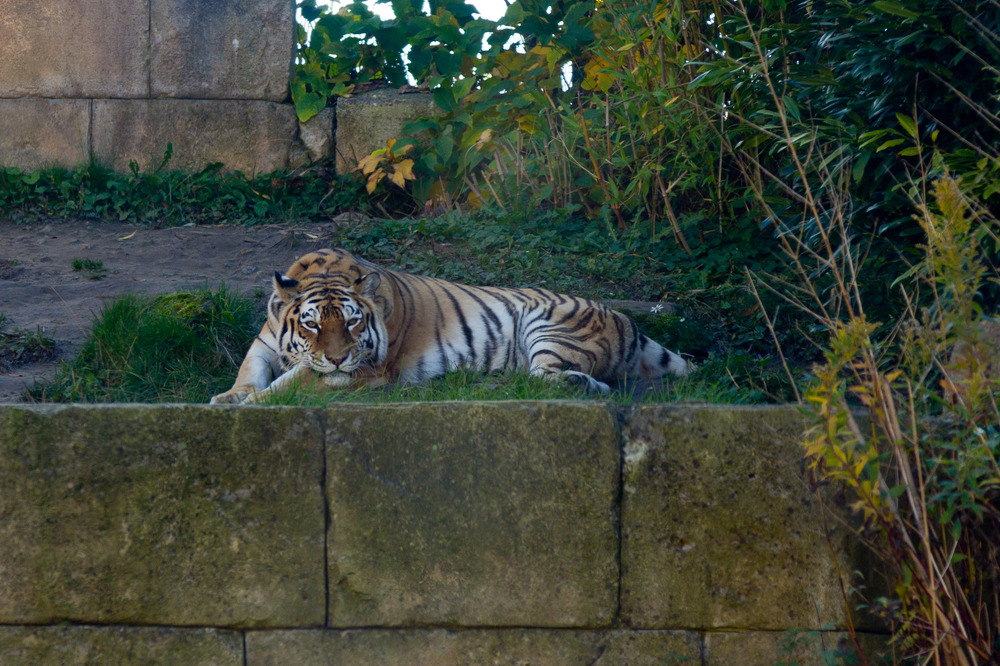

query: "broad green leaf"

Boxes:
[895, 113, 917, 138]
[432, 86, 458, 113]
[291, 90, 326, 123]
[453, 77, 475, 100]
[871, 1, 920, 19]
[876, 138, 906, 152]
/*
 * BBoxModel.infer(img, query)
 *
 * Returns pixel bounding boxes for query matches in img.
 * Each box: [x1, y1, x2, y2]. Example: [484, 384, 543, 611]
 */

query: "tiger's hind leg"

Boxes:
[528, 364, 611, 394]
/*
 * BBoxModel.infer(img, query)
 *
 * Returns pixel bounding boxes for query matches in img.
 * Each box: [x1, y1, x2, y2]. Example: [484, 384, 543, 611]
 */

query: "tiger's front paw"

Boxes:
[209, 385, 258, 404]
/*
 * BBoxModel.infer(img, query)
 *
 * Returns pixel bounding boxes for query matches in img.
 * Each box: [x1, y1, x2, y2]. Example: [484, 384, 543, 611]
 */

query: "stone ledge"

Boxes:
[246, 628, 703, 665]
[0, 626, 244, 666]
[620, 405, 873, 631]
[0, 405, 326, 627]
[0, 625, 893, 665]
[704, 630, 892, 665]
[0, 403, 879, 635]
[325, 402, 621, 628]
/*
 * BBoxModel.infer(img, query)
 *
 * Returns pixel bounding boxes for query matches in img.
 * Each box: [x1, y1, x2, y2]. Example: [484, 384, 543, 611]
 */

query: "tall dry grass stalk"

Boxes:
[715, 2, 1000, 662]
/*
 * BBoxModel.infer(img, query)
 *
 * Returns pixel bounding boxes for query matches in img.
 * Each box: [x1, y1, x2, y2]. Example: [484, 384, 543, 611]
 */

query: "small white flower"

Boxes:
[975, 427, 986, 437]
[650, 303, 664, 314]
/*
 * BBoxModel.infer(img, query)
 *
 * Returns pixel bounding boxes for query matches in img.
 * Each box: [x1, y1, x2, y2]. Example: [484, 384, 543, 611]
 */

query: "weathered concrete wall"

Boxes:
[0, 0, 438, 175]
[0, 0, 305, 174]
[0, 403, 891, 664]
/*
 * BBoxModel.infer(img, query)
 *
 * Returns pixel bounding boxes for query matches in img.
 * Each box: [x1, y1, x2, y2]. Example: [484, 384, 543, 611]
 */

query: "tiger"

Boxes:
[209, 248, 693, 404]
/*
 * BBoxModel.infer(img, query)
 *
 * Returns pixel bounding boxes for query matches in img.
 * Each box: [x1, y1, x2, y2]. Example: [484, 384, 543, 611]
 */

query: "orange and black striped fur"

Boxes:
[210, 248, 692, 403]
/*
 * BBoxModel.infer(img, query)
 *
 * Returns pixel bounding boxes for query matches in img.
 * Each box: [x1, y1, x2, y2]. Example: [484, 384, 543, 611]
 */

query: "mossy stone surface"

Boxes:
[0, 405, 326, 627]
[621, 405, 867, 630]
[0, 626, 243, 665]
[704, 630, 892, 665]
[334, 87, 441, 174]
[247, 628, 702, 665]
[325, 401, 620, 627]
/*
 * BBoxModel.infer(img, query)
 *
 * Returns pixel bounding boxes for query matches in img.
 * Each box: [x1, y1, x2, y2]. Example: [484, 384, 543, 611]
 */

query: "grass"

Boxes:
[25, 288, 784, 405]
[28, 289, 261, 403]
[0, 313, 57, 373]
[72, 257, 107, 280]
[254, 358, 772, 406]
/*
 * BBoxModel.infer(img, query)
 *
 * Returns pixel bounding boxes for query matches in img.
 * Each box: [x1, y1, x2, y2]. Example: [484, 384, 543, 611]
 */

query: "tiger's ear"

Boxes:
[273, 271, 299, 303]
[354, 271, 381, 299]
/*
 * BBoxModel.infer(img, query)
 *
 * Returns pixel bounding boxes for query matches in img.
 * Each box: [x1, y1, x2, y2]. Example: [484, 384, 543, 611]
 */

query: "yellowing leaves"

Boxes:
[388, 159, 415, 188]
[354, 139, 416, 194]
[582, 56, 615, 93]
[356, 153, 383, 177]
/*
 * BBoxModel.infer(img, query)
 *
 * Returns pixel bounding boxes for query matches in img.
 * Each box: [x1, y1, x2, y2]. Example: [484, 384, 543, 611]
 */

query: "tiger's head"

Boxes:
[271, 269, 388, 379]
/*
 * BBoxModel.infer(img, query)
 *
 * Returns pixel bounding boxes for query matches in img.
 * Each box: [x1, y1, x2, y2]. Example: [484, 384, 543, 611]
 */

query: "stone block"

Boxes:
[0, 405, 326, 627]
[0, 626, 243, 666]
[621, 405, 870, 630]
[335, 87, 440, 174]
[298, 107, 335, 164]
[0, 0, 148, 98]
[0, 99, 90, 170]
[247, 629, 702, 665]
[151, 0, 295, 101]
[91, 99, 297, 174]
[704, 630, 893, 665]
[325, 402, 619, 627]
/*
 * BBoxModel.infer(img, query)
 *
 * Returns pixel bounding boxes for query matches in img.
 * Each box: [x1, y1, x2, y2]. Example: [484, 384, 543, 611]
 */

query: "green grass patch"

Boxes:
[29, 289, 261, 403]
[238, 362, 768, 407]
[0, 314, 57, 373]
[257, 368, 592, 405]
[72, 257, 107, 280]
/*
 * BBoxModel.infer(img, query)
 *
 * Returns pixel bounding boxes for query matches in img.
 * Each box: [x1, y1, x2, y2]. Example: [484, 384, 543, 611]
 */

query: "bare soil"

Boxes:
[0, 219, 345, 402]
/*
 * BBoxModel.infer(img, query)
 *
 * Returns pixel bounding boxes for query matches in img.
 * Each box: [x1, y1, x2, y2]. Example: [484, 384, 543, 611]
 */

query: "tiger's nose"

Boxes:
[330, 355, 347, 366]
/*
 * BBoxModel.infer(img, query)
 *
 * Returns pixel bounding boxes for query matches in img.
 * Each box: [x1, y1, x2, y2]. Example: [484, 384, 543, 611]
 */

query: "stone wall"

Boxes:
[0, 403, 891, 665]
[0, 0, 302, 173]
[0, 0, 441, 176]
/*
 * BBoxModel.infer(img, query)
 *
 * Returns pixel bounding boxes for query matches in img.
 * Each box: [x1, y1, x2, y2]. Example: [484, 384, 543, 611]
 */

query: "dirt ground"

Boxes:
[0, 219, 349, 402]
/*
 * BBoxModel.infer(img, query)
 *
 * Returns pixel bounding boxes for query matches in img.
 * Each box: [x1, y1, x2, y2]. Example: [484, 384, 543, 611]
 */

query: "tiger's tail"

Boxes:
[636, 334, 694, 379]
